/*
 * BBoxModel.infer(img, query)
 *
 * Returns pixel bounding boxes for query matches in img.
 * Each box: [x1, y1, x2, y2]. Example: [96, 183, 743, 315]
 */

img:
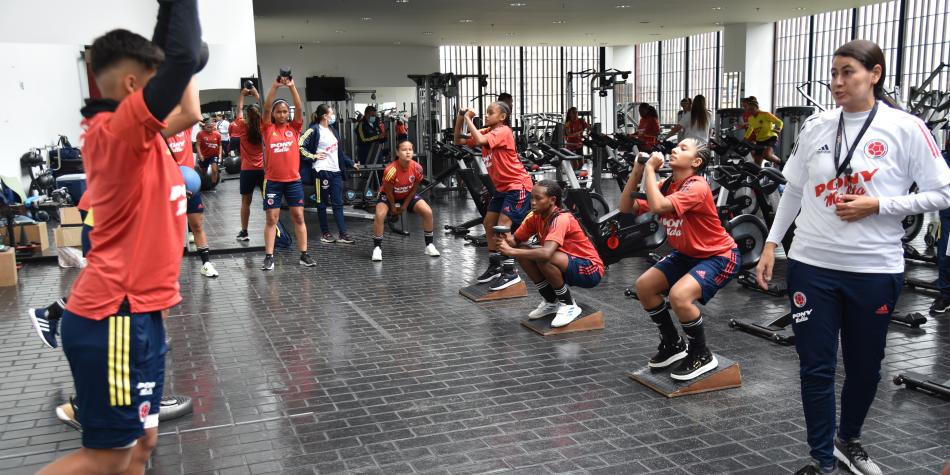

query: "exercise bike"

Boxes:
[534, 143, 666, 266]
[430, 141, 498, 246]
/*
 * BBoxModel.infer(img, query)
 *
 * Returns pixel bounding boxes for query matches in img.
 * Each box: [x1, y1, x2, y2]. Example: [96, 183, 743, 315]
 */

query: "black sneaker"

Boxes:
[795, 460, 838, 475]
[261, 255, 275, 271]
[320, 233, 336, 243]
[29, 307, 58, 349]
[670, 347, 718, 381]
[337, 234, 355, 244]
[236, 230, 250, 242]
[477, 265, 502, 283]
[930, 295, 950, 315]
[488, 272, 522, 291]
[649, 338, 688, 369]
[299, 252, 316, 267]
[834, 438, 882, 475]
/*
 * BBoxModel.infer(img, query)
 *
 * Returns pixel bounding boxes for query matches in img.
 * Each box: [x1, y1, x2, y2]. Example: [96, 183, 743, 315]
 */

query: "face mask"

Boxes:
[368, 116, 376, 125]
[329, 114, 337, 125]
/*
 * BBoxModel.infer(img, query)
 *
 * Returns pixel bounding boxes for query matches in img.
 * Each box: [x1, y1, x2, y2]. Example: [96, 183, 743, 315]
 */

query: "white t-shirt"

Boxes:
[771, 104, 950, 273]
[217, 119, 230, 141]
[313, 125, 340, 173]
[677, 110, 713, 142]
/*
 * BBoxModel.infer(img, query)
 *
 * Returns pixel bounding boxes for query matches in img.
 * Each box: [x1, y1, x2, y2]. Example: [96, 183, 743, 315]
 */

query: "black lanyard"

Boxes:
[833, 101, 878, 179]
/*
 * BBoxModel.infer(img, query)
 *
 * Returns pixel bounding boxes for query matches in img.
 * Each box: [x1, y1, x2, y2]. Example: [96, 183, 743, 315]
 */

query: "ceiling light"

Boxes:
[458, 19, 473, 23]
[509, 2, 527, 6]
[649, 33, 661, 36]
[639, 21, 650, 24]
[335, 29, 346, 33]
[715, 22, 722, 25]
[361, 17, 372, 21]
[422, 31, 433, 35]
[615, 4, 630, 8]
[795, 6, 806, 10]
[505, 32, 516, 36]
[712, 6, 722, 10]
[552, 20, 567, 24]
[395, 0, 409, 3]
[394, 41, 402, 45]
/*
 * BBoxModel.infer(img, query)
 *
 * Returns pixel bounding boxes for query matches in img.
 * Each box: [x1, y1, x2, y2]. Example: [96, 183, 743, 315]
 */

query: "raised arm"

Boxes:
[262, 79, 280, 125]
[287, 80, 303, 125]
[618, 160, 646, 214]
[143, 0, 202, 122]
[161, 77, 201, 138]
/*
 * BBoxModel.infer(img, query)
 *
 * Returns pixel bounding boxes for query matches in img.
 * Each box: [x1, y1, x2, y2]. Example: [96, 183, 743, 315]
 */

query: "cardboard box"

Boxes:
[0, 222, 49, 251]
[0, 248, 16, 287]
[59, 207, 83, 226]
[54, 226, 84, 248]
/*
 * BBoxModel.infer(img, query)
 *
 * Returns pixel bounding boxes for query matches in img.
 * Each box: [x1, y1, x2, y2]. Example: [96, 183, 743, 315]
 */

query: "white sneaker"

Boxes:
[425, 243, 441, 257]
[200, 261, 219, 277]
[551, 301, 583, 327]
[528, 300, 561, 320]
[371, 247, 382, 261]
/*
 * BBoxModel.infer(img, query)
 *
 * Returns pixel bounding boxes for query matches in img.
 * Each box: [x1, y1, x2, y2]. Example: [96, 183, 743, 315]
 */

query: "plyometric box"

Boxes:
[460, 280, 527, 302]
[629, 354, 741, 398]
[0, 222, 49, 251]
[521, 303, 604, 336]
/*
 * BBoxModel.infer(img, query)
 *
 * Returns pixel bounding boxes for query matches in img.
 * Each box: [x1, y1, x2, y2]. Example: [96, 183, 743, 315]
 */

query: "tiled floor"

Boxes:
[1, 177, 948, 474]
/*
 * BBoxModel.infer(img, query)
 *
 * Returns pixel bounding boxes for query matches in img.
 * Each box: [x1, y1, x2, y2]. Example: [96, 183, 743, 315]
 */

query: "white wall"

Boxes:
[607, 46, 636, 74]
[254, 44, 439, 112]
[721, 22, 775, 111]
[0, 0, 256, 192]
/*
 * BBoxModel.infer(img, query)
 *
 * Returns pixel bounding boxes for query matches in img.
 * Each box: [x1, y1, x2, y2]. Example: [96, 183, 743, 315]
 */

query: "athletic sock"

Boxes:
[373, 235, 383, 249]
[424, 231, 433, 246]
[554, 284, 573, 306]
[489, 252, 503, 268]
[198, 247, 210, 264]
[46, 298, 67, 321]
[265, 253, 273, 258]
[646, 301, 679, 344]
[535, 281, 557, 303]
[681, 316, 708, 354]
[501, 258, 515, 274]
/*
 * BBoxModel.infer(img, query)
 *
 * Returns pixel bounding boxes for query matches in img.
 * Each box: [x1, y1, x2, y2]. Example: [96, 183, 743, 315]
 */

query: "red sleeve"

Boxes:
[414, 162, 424, 182]
[513, 212, 538, 242]
[634, 198, 649, 215]
[107, 89, 167, 154]
[646, 118, 660, 135]
[214, 131, 222, 144]
[667, 177, 709, 216]
[543, 214, 569, 248]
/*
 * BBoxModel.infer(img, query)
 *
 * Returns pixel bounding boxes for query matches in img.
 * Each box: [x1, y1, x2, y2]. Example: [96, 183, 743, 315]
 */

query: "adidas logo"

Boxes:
[695, 270, 707, 279]
[817, 144, 831, 153]
[875, 304, 889, 315]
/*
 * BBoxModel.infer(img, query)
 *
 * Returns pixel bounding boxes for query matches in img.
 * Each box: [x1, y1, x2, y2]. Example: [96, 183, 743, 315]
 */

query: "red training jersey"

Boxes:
[232, 118, 263, 170]
[467, 125, 532, 192]
[381, 160, 424, 200]
[196, 130, 221, 160]
[515, 210, 605, 272]
[565, 118, 588, 150]
[166, 130, 194, 168]
[77, 190, 91, 212]
[228, 120, 241, 138]
[262, 118, 304, 182]
[637, 117, 660, 149]
[636, 175, 735, 258]
[67, 89, 187, 318]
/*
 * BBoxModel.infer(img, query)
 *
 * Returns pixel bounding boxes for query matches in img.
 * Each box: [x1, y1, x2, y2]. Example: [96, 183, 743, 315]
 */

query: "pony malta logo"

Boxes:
[865, 140, 888, 159]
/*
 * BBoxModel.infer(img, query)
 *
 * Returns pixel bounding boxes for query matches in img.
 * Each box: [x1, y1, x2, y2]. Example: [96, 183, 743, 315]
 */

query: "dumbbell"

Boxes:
[278, 67, 292, 81]
[244, 80, 255, 90]
[636, 152, 651, 165]
[492, 225, 511, 235]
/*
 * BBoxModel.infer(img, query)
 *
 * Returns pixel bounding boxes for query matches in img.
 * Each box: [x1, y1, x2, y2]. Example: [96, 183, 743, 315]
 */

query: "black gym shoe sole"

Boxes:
[477, 269, 502, 283]
[670, 354, 719, 381]
[649, 348, 688, 369]
[930, 299, 950, 315]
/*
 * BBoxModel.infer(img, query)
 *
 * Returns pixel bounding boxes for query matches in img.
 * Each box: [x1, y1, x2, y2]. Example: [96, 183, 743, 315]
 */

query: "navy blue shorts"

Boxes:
[653, 248, 741, 304]
[60, 307, 166, 449]
[186, 189, 203, 214]
[199, 157, 217, 170]
[263, 180, 305, 209]
[487, 189, 530, 228]
[378, 194, 423, 213]
[564, 255, 604, 288]
[240, 169, 265, 195]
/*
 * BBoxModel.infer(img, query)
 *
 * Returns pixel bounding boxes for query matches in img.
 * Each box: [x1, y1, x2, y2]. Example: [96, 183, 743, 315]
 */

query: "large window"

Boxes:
[636, 42, 659, 107]
[439, 46, 598, 126]
[856, 1, 901, 92]
[774, 16, 812, 108]
[902, 0, 950, 95]
[688, 32, 721, 114]
[811, 9, 855, 109]
[660, 38, 687, 123]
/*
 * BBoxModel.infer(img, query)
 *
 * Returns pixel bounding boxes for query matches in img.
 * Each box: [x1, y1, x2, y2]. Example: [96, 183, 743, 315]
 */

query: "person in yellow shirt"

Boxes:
[743, 96, 784, 166]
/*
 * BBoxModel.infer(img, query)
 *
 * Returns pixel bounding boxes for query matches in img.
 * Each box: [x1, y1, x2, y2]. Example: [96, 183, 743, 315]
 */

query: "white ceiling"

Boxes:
[252, 0, 877, 47]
